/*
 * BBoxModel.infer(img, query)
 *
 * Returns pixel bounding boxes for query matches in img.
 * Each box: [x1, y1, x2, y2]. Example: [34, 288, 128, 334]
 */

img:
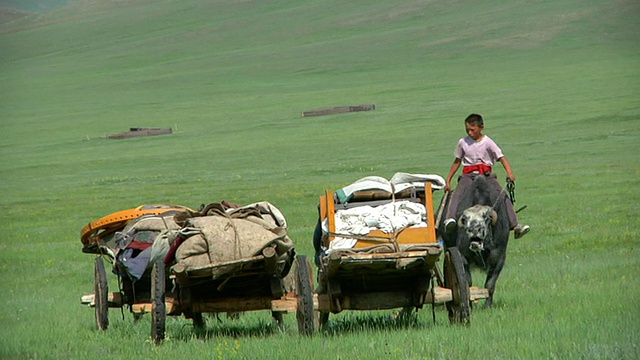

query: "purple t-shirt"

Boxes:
[454, 135, 504, 167]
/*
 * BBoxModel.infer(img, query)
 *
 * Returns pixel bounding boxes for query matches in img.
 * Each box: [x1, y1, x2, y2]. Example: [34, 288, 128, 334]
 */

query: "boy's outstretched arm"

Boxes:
[498, 156, 516, 181]
[444, 158, 462, 192]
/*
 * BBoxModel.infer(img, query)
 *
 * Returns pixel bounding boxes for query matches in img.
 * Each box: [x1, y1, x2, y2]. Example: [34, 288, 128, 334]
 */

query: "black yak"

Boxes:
[443, 175, 511, 307]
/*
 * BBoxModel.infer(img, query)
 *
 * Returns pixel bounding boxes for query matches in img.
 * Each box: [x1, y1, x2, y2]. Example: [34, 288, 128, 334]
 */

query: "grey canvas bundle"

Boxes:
[171, 202, 294, 278]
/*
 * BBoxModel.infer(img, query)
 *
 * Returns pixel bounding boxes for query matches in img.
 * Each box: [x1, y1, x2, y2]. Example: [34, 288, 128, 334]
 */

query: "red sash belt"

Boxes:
[463, 164, 492, 174]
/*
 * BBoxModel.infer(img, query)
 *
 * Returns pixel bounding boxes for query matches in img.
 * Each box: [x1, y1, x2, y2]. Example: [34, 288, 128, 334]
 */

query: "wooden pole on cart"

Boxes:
[435, 190, 451, 231]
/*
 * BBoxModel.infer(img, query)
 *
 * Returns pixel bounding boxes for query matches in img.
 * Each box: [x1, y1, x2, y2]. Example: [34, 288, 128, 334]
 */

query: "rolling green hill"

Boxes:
[1, 0, 637, 204]
[0, 0, 638, 358]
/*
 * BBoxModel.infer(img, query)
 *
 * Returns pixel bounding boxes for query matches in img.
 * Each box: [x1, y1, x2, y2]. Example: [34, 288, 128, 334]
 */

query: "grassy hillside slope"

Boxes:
[0, 0, 638, 358]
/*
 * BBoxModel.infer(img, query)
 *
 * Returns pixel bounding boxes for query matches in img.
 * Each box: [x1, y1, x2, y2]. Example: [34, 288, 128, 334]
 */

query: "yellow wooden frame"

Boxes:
[320, 182, 437, 248]
[81, 204, 194, 246]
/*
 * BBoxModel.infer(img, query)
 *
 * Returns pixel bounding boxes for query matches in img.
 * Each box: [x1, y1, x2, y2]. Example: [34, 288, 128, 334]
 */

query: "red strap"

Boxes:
[127, 241, 153, 250]
[463, 164, 492, 174]
[164, 236, 186, 264]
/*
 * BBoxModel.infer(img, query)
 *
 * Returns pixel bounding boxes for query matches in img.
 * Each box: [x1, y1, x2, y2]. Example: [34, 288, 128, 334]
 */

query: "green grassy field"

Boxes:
[1, 0, 639, 359]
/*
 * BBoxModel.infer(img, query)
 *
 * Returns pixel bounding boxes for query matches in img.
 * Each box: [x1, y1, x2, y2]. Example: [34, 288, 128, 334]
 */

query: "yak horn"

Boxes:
[490, 210, 498, 225]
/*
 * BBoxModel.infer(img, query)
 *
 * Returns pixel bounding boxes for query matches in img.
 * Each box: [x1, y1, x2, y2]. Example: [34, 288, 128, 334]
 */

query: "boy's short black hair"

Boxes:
[465, 113, 484, 126]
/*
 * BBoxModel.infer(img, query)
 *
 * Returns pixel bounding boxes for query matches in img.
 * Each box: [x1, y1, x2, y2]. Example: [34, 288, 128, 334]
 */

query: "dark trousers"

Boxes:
[446, 173, 518, 229]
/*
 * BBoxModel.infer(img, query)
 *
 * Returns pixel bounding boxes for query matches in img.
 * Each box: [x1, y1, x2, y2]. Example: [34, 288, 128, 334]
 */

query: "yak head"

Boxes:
[458, 205, 497, 252]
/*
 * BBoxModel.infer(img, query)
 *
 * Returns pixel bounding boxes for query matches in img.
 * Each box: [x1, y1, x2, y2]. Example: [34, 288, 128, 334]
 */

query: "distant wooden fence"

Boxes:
[107, 127, 172, 139]
[301, 104, 375, 117]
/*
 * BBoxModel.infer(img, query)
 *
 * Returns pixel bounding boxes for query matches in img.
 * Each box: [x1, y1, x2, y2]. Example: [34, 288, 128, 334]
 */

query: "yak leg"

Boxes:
[483, 249, 507, 308]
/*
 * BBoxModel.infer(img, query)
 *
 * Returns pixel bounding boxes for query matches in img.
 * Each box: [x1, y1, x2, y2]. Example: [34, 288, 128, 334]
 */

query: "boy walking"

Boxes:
[443, 113, 530, 239]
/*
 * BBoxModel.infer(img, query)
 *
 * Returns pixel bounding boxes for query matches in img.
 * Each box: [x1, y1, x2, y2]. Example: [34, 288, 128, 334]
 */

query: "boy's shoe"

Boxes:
[514, 224, 530, 239]
[444, 218, 457, 234]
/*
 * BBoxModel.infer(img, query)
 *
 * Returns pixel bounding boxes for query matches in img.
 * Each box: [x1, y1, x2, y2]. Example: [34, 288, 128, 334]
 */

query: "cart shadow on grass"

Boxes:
[165, 315, 286, 341]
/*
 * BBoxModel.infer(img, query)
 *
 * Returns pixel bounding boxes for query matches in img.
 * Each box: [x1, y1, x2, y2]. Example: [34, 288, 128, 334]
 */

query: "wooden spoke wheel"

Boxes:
[94, 257, 109, 331]
[295, 255, 316, 336]
[94, 257, 109, 330]
[444, 247, 470, 325]
[151, 260, 166, 344]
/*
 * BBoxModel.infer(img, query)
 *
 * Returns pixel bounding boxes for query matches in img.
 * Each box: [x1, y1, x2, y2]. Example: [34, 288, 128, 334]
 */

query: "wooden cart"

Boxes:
[81, 203, 315, 343]
[307, 180, 489, 330]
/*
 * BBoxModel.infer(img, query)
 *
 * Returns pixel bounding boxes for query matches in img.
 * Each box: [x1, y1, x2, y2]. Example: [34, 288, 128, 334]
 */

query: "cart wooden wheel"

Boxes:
[94, 257, 109, 331]
[151, 259, 166, 344]
[444, 247, 470, 325]
[295, 255, 315, 336]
